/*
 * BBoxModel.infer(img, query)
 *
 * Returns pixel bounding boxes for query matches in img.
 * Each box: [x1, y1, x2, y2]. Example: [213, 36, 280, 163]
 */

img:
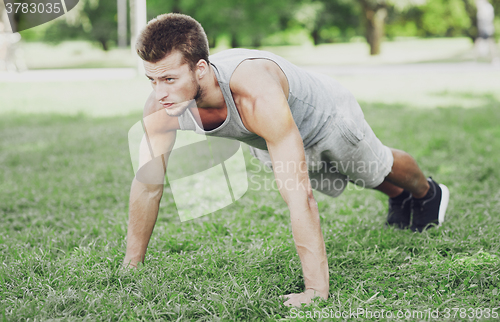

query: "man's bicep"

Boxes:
[136, 131, 176, 185]
[232, 64, 311, 207]
[230, 61, 293, 143]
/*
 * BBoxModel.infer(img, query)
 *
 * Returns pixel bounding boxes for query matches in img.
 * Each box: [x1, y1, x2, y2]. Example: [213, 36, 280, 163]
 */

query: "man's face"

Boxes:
[144, 51, 201, 117]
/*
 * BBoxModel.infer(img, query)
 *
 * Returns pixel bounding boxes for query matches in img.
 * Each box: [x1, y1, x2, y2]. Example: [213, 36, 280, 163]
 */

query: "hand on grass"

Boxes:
[122, 258, 138, 269]
[282, 289, 328, 307]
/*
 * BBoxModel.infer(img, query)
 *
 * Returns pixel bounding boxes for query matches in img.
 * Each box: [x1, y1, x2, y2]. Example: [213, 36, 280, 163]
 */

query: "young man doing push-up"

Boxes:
[123, 13, 450, 307]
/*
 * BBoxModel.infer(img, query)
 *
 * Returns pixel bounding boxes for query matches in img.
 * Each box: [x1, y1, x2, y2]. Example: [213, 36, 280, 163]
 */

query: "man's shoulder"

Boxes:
[209, 48, 283, 67]
[210, 48, 267, 60]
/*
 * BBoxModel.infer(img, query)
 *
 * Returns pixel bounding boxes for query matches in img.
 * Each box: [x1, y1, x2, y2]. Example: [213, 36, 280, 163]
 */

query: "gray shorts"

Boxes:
[249, 113, 394, 198]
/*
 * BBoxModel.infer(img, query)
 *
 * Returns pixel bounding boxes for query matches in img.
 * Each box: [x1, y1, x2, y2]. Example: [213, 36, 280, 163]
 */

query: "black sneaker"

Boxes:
[386, 190, 412, 229]
[410, 177, 450, 232]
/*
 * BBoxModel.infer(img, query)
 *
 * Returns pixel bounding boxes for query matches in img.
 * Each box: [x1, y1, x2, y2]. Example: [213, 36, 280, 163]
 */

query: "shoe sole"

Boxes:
[437, 184, 449, 227]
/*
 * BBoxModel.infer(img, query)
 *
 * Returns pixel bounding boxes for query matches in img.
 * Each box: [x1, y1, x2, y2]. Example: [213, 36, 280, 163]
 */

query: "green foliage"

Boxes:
[82, 0, 119, 50]
[260, 26, 313, 46]
[147, 0, 296, 48]
[14, 0, 500, 51]
[421, 0, 471, 36]
[387, 0, 500, 39]
[23, 0, 120, 50]
[291, 0, 362, 44]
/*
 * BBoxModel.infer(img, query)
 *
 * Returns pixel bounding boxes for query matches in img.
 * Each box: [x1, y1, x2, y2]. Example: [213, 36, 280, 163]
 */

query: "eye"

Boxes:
[166, 78, 175, 83]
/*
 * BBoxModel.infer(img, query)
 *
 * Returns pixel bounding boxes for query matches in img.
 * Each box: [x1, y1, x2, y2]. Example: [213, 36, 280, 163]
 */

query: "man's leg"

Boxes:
[375, 148, 449, 231]
[375, 148, 429, 198]
[314, 111, 448, 231]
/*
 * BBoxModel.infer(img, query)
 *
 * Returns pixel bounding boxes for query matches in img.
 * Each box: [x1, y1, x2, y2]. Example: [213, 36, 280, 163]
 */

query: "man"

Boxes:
[123, 13, 450, 307]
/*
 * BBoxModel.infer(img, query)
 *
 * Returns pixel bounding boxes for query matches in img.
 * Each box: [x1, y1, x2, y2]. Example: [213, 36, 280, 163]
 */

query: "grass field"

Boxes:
[1, 42, 500, 320]
[1, 93, 500, 321]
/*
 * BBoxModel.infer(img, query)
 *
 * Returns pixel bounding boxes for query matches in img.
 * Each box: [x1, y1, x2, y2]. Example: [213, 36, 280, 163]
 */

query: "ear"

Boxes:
[195, 59, 208, 79]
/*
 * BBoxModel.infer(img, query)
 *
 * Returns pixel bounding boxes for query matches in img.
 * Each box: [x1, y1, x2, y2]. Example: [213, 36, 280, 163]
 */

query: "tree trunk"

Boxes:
[231, 33, 239, 48]
[251, 35, 262, 48]
[463, 0, 478, 41]
[359, 0, 387, 56]
[99, 39, 109, 51]
[171, 0, 181, 13]
[364, 7, 386, 55]
[311, 29, 320, 46]
[208, 36, 216, 48]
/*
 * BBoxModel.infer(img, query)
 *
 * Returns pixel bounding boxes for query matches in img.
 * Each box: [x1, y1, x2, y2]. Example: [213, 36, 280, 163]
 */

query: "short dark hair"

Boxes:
[136, 13, 210, 69]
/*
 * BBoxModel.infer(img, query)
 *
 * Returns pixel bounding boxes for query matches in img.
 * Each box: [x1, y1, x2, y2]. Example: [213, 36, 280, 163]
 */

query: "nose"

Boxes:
[155, 82, 169, 102]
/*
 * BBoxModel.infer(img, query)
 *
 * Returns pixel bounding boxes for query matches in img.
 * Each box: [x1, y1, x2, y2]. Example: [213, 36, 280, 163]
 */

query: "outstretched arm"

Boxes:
[231, 61, 329, 306]
[123, 137, 174, 268]
[123, 93, 178, 268]
[123, 165, 164, 268]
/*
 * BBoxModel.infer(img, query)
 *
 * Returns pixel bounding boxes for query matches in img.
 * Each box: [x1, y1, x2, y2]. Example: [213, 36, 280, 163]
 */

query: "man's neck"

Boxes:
[195, 65, 225, 110]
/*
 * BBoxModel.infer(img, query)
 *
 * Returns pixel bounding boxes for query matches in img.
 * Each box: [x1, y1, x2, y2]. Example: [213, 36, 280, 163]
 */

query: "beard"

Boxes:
[193, 83, 203, 103]
[165, 83, 203, 117]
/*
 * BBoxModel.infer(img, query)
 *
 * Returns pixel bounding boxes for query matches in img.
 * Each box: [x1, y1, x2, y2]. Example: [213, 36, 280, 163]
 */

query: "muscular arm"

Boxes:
[123, 93, 178, 268]
[231, 61, 329, 306]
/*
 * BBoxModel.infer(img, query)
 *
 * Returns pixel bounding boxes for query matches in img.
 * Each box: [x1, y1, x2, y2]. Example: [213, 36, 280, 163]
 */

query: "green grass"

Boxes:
[1, 82, 500, 320]
[1, 40, 500, 319]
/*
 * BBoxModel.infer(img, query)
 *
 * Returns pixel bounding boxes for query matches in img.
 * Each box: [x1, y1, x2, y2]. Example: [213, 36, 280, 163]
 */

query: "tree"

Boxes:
[146, 0, 295, 48]
[357, 0, 425, 55]
[385, 0, 500, 40]
[83, 0, 118, 50]
[358, 0, 388, 55]
[421, 0, 471, 36]
[41, 0, 119, 50]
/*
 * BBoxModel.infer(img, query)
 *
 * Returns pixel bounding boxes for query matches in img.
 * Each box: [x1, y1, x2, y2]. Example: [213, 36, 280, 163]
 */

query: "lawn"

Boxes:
[1, 41, 500, 320]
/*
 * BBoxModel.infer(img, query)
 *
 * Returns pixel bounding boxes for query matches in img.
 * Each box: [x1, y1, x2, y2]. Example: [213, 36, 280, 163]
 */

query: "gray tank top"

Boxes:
[178, 48, 360, 151]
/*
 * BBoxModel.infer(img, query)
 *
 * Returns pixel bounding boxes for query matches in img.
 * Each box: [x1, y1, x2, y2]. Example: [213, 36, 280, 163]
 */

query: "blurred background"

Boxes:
[1, 0, 499, 116]
[1, 0, 500, 69]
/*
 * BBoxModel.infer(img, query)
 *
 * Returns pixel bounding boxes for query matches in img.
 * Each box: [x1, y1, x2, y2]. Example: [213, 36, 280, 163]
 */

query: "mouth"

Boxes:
[162, 103, 174, 108]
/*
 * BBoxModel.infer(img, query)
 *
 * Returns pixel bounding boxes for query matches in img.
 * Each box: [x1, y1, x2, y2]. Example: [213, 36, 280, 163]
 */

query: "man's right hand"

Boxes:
[122, 259, 138, 269]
